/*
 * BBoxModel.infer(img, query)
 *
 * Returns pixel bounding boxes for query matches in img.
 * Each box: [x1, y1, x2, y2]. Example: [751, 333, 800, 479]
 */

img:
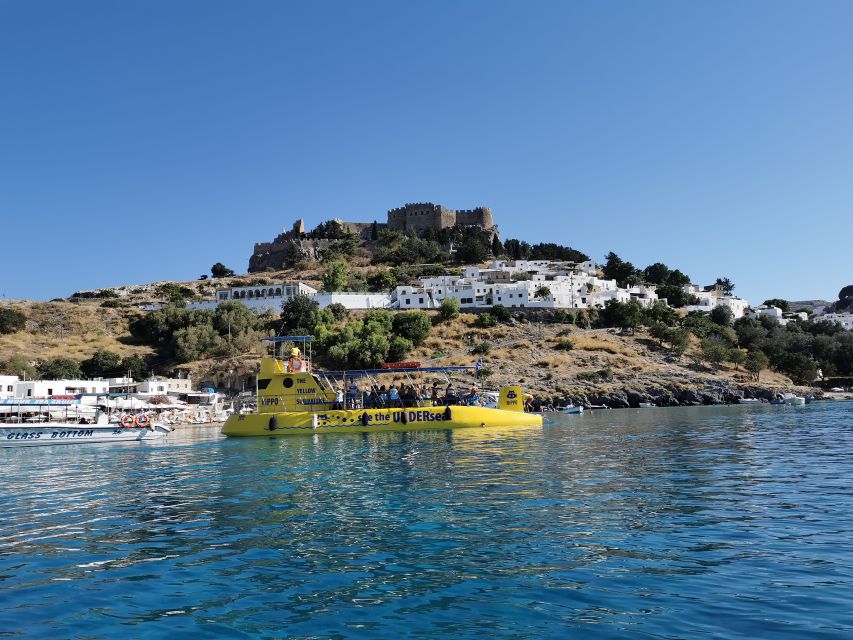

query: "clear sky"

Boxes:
[1, 0, 851, 304]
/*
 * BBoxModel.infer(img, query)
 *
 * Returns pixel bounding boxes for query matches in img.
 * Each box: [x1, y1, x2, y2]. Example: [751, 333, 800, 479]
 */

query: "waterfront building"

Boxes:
[15, 379, 110, 398]
[0, 375, 19, 400]
[136, 377, 193, 396]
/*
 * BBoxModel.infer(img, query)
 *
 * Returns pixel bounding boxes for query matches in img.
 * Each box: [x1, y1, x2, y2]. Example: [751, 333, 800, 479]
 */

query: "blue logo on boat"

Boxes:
[506, 390, 517, 399]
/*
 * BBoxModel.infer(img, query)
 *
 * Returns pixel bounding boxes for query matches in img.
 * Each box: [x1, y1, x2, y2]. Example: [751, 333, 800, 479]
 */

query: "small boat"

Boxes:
[222, 337, 543, 437]
[637, 402, 656, 408]
[771, 393, 806, 406]
[558, 405, 584, 414]
[585, 404, 610, 410]
[0, 399, 171, 447]
[739, 398, 762, 404]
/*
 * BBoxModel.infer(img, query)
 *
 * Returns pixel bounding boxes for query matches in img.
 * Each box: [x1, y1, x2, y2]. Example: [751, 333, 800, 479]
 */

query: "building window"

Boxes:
[419, 298, 424, 304]
[406, 299, 410, 304]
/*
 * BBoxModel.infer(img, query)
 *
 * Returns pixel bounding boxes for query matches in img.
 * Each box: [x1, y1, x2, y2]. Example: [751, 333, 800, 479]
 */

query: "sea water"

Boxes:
[1, 402, 852, 639]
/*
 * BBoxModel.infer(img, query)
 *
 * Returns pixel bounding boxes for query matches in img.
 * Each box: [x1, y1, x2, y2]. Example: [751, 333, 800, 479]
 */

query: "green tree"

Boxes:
[664, 327, 690, 355]
[121, 354, 150, 381]
[211, 262, 235, 278]
[281, 295, 321, 335]
[387, 336, 414, 362]
[491, 235, 504, 257]
[602, 252, 640, 286]
[715, 277, 735, 295]
[644, 300, 678, 326]
[657, 283, 699, 308]
[81, 350, 123, 378]
[762, 298, 790, 312]
[455, 236, 490, 264]
[392, 311, 432, 346]
[0, 307, 27, 334]
[642, 262, 671, 284]
[475, 313, 497, 328]
[745, 350, 769, 381]
[439, 297, 460, 321]
[534, 286, 552, 300]
[700, 338, 729, 369]
[710, 305, 734, 326]
[327, 303, 348, 321]
[367, 270, 398, 292]
[491, 304, 511, 323]
[173, 324, 223, 362]
[1, 355, 37, 380]
[727, 348, 747, 370]
[37, 358, 83, 380]
[649, 321, 668, 346]
[322, 261, 349, 292]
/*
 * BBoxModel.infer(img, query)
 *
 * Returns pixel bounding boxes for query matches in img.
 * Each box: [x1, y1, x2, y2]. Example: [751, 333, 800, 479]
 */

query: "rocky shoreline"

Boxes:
[541, 381, 820, 410]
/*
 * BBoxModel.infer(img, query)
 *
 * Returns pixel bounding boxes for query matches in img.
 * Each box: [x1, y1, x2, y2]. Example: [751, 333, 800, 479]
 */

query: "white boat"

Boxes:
[0, 399, 171, 447]
[774, 393, 806, 406]
[739, 398, 762, 404]
[559, 405, 584, 414]
[638, 402, 656, 408]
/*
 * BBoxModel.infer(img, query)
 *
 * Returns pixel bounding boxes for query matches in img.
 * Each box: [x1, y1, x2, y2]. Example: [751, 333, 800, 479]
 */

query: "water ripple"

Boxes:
[1, 405, 852, 638]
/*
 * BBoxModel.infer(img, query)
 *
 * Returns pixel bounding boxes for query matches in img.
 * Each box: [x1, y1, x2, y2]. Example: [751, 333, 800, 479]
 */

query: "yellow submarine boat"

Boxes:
[222, 337, 542, 437]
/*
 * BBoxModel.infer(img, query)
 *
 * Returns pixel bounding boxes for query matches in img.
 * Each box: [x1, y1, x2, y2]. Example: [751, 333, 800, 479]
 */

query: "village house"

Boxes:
[0, 375, 19, 400]
[820, 312, 853, 330]
[682, 284, 750, 319]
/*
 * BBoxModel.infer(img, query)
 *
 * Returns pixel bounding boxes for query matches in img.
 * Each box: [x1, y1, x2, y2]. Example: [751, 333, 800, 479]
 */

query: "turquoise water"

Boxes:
[2, 402, 852, 639]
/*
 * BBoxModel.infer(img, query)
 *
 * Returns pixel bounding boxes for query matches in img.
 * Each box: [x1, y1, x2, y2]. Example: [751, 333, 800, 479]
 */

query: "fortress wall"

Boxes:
[455, 207, 494, 227]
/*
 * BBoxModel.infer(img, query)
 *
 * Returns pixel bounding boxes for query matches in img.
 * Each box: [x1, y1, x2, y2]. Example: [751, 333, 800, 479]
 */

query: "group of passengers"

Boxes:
[334, 381, 482, 410]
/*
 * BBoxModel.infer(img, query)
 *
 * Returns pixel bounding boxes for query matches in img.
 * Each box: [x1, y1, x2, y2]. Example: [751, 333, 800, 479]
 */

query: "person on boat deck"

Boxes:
[431, 382, 440, 405]
[291, 346, 300, 357]
[464, 387, 479, 406]
[524, 394, 534, 412]
[334, 387, 344, 410]
[347, 381, 359, 408]
[388, 384, 401, 407]
[445, 383, 456, 405]
[378, 385, 388, 407]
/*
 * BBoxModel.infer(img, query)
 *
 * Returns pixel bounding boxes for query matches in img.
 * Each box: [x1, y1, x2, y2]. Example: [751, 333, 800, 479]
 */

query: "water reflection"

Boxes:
[1, 403, 852, 638]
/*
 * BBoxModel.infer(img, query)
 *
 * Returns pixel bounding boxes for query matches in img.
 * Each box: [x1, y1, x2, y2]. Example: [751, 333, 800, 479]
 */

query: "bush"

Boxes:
[491, 304, 512, 323]
[475, 313, 497, 328]
[37, 358, 83, 380]
[81, 350, 123, 378]
[156, 282, 195, 302]
[327, 303, 348, 321]
[211, 263, 236, 278]
[476, 366, 494, 379]
[471, 341, 492, 355]
[387, 336, 414, 362]
[100, 299, 125, 308]
[554, 339, 574, 351]
[0, 308, 27, 334]
[439, 297, 460, 321]
[392, 311, 432, 346]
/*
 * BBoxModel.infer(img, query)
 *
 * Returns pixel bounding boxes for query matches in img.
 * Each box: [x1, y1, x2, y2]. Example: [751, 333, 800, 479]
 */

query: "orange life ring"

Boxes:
[136, 414, 151, 428]
[120, 414, 136, 429]
[288, 356, 303, 371]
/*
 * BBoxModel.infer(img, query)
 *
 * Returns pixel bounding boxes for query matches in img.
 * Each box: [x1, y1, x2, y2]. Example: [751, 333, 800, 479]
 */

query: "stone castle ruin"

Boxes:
[248, 202, 497, 272]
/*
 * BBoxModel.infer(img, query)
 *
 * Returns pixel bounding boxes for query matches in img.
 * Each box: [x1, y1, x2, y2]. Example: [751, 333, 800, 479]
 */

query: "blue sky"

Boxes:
[1, 0, 851, 303]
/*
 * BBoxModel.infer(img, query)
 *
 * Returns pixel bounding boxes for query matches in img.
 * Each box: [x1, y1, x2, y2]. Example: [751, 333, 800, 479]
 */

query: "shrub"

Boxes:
[81, 350, 123, 378]
[554, 339, 574, 351]
[392, 311, 432, 346]
[327, 303, 348, 321]
[37, 358, 83, 380]
[475, 313, 497, 328]
[387, 336, 414, 362]
[0, 308, 27, 334]
[439, 297, 460, 321]
[490, 305, 512, 323]
[471, 341, 492, 355]
[477, 366, 493, 379]
[211, 263, 235, 278]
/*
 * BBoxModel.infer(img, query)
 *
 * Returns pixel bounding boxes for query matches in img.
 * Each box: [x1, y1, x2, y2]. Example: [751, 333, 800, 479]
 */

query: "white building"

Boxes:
[312, 292, 393, 310]
[137, 377, 193, 395]
[820, 312, 853, 330]
[0, 375, 19, 400]
[15, 379, 110, 399]
[748, 305, 786, 324]
[185, 281, 318, 314]
[682, 284, 750, 319]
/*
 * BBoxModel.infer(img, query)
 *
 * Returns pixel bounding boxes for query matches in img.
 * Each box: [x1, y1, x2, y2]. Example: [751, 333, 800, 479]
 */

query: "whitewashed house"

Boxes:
[137, 377, 193, 396]
[0, 375, 19, 400]
[820, 312, 853, 330]
[16, 379, 110, 398]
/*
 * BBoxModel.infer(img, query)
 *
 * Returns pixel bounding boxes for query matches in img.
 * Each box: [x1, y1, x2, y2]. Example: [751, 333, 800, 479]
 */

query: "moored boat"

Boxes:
[0, 399, 171, 447]
[222, 337, 543, 437]
[558, 405, 584, 414]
